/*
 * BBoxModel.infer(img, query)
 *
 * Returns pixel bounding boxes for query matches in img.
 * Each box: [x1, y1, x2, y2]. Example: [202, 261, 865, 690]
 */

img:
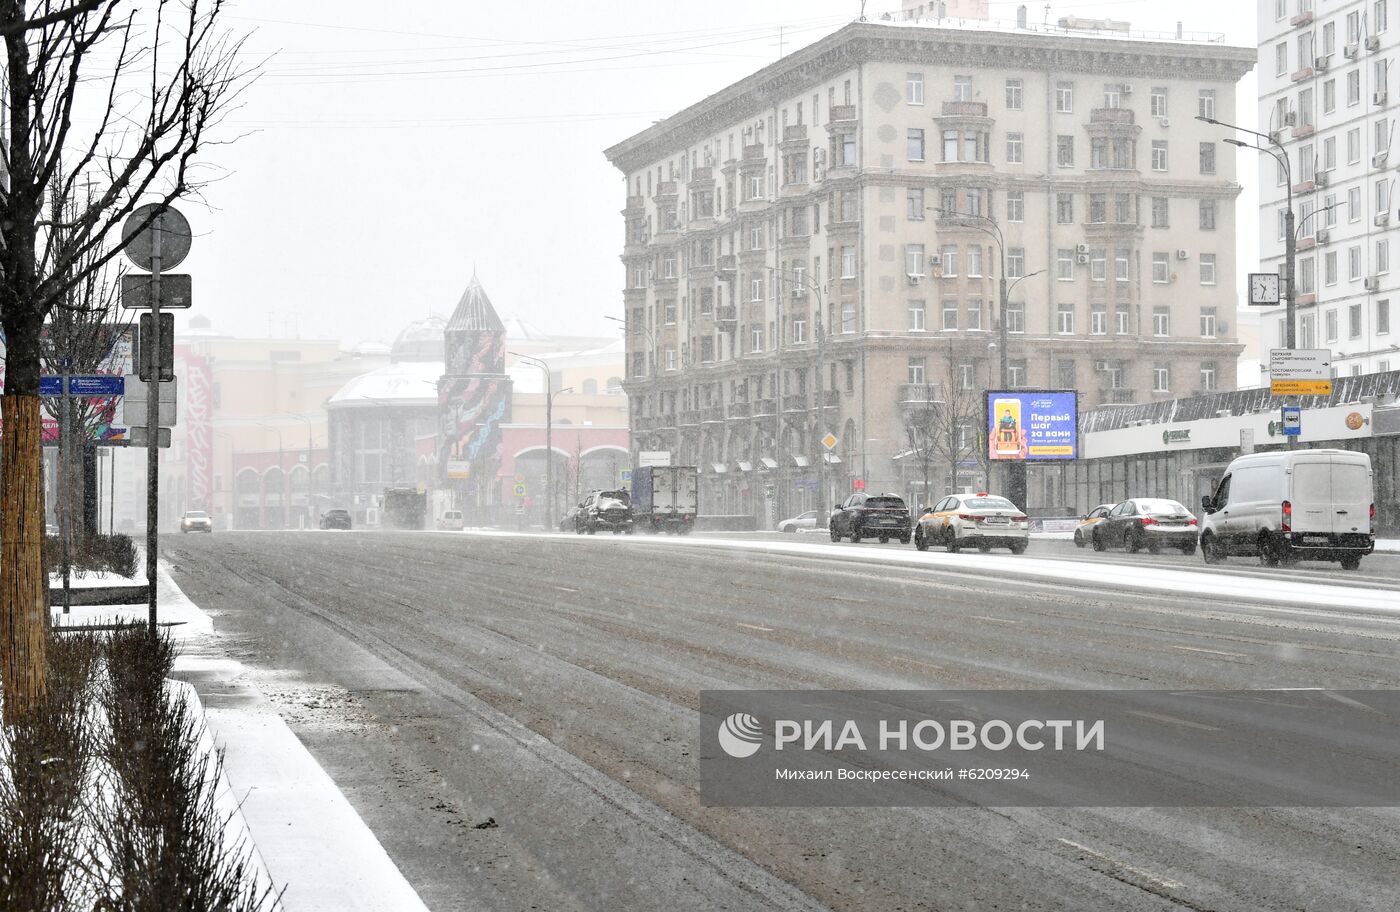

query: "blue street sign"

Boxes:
[1281, 405, 1302, 437]
[39, 376, 64, 396]
[68, 375, 124, 396]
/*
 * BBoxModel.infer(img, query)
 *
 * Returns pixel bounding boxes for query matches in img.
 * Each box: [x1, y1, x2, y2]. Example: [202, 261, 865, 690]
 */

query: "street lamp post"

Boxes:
[510, 352, 560, 530]
[766, 266, 830, 521]
[254, 422, 286, 529]
[282, 411, 314, 527]
[1200, 115, 1296, 349]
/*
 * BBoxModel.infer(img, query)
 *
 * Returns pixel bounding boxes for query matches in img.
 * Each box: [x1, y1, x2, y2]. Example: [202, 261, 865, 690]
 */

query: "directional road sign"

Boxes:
[1269, 348, 1333, 396]
[122, 273, 193, 309]
[40, 375, 125, 396]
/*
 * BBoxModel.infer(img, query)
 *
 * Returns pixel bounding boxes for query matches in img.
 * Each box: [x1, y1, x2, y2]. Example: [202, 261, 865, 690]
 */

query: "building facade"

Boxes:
[605, 18, 1255, 524]
[1258, 0, 1400, 376]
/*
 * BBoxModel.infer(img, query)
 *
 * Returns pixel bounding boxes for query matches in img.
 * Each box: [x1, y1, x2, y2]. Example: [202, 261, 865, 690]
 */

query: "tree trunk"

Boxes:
[1, 395, 48, 724]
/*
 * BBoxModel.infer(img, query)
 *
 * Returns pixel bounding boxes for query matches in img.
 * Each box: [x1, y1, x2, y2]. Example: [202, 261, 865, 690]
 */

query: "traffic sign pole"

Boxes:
[145, 219, 163, 635]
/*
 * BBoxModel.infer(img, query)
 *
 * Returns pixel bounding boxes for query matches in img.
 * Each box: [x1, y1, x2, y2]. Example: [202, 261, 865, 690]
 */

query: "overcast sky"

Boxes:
[174, 0, 1259, 346]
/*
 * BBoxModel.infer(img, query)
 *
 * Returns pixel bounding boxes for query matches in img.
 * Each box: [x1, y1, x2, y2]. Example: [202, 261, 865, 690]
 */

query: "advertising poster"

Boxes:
[986, 390, 1078, 461]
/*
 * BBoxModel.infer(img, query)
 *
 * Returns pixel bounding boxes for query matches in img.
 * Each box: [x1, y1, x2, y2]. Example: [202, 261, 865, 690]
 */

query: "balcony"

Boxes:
[654, 180, 677, 201]
[1289, 9, 1314, 26]
[1089, 107, 1135, 125]
[752, 397, 778, 416]
[743, 143, 766, 161]
[1290, 66, 1315, 83]
[940, 100, 989, 118]
[717, 254, 737, 275]
[782, 394, 809, 412]
[701, 405, 726, 423]
[727, 401, 751, 419]
[817, 389, 840, 409]
[1291, 123, 1316, 139]
[690, 165, 714, 183]
[715, 305, 738, 323]
[898, 383, 945, 406]
[623, 195, 645, 213]
[1291, 179, 1316, 194]
[782, 124, 808, 144]
[829, 104, 857, 123]
[1099, 388, 1137, 404]
[678, 410, 701, 427]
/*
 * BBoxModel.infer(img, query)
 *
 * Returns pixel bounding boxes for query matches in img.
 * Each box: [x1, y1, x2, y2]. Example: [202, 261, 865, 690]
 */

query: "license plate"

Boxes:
[986, 517, 1008, 524]
[1304, 535, 1329, 543]
[878, 518, 897, 525]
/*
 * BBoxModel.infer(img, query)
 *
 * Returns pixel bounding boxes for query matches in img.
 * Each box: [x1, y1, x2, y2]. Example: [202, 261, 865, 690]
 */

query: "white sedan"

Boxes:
[777, 510, 822, 533]
[913, 493, 1029, 554]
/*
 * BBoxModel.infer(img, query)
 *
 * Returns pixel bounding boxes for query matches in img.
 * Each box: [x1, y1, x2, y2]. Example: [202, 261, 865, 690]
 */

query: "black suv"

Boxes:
[828, 492, 911, 544]
[576, 490, 634, 535]
[320, 509, 352, 530]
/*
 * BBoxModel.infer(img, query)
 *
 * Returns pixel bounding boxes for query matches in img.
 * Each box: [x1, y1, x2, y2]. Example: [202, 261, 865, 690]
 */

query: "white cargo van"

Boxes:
[1198, 449, 1374, 570]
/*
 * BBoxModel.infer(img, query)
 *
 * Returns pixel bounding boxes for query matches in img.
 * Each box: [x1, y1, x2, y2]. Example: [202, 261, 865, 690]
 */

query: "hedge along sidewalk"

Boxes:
[62, 565, 430, 912]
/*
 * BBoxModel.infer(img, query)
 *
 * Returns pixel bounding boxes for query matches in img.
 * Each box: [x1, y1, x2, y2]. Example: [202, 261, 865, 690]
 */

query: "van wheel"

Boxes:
[850, 531, 862, 543]
[1258, 532, 1279, 567]
[1340, 555, 1362, 571]
[830, 527, 841, 542]
[1201, 534, 1224, 564]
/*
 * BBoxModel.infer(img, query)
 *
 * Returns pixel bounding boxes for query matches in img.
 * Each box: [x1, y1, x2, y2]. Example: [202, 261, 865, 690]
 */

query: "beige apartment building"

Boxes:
[605, 16, 1255, 523]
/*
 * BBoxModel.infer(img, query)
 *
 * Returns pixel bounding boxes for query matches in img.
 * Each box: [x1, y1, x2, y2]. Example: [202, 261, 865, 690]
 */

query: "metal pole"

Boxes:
[59, 370, 71, 616]
[545, 373, 553, 530]
[1283, 175, 1299, 452]
[146, 216, 162, 636]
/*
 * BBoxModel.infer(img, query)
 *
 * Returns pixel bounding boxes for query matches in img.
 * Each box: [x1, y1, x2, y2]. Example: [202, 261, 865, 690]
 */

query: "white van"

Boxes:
[1198, 449, 1374, 570]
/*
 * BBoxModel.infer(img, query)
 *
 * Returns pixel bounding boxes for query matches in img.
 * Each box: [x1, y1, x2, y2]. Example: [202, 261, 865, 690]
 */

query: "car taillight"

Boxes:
[1012, 514, 1028, 523]
[1140, 516, 1157, 525]
[1370, 503, 1376, 522]
[957, 513, 976, 522]
[1187, 517, 1198, 526]
[1282, 500, 1292, 533]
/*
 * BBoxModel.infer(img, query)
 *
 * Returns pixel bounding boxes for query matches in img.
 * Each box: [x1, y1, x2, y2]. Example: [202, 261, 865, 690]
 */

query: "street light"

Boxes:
[765, 265, 832, 521]
[254, 422, 286, 529]
[282, 411, 315, 526]
[604, 314, 658, 377]
[509, 352, 560, 530]
[1202, 115, 1297, 349]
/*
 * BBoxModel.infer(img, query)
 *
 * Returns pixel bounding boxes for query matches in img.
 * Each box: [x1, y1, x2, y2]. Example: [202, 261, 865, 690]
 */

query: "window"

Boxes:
[907, 72, 924, 104]
[1276, 42, 1288, 76]
[1300, 313, 1317, 348]
[1379, 0, 1390, 32]
[1090, 248, 1106, 282]
[908, 358, 926, 384]
[1349, 186, 1362, 222]
[905, 243, 926, 277]
[1379, 299, 1391, 334]
[1006, 190, 1024, 222]
[839, 132, 857, 166]
[1200, 253, 1217, 285]
[907, 128, 925, 161]
[1350, 245, 1363, 280]
[1056, 135, 1074, 167]
[1200, 362, 1217, 392]
[1199, 142, 1216, 175]
[1103, 83, 1122, 108]
[966, 298, 982, 331]
[907, 187, 924, 219]
[1089, 193, 1107, 224]
[1115, 248, 1130, 281]
[1006, 132, 1023, 164]
[1005, 78, 1023, 110]
[1115, 194, 1133, 224]
[1006, 302, 1025, 333]
[840, 245, 856, 278]
[1349, 10, 1361, 45]
[1348, 69, 1361, 106]
[1115, 305, 1131, 335]
[965, 187, 984, 217]
[942, 129, 959, 162]
[1056, 81, 1073, 113]
[1325, 192, 1337, 227]
[841, 302, 856, 334]
[1325, 250, 1338, 285]
[940, 245, 958, 277]
[1379, 117, 1391, 155]
[666, 347, 678, 370]
[1151, 140, 1168, 171]
[1007, 247, 1025, 277]
[1056, 193, 1074, 224]
[1091, 136, 1108, 169]
[942, 300, 959, 331]
[908, 300, 926, 331]
[953, 75, 972, 102]
[1057, 360, 1076, 390]
[1151, 197, 1169, 228]
[1091, 305, 1107, 335]
[1200, 307, 1217, 338]
[1198, 89, 1215, 120]
[1150, 87, 1167, 117]
[1057, 302, 1075, 334]
[1325, 308, 1339, 342]
[1350, 302, 1362, 338]
[1152, 252, 1169, 283]
[1007, 361, 1026, 387]
[1056, 249, 1074, 280]
[1378, 238, 1391, 274]
[792, 317, 806, 344]
[1323, 136, 1336, 172]
[967, 245, 983, 277]
[958, 362, 976, 390]
[664, 299, 677, 324]
[1153, 364, 1170, 393]
[1199, 200, 1217, 230]
[750, 276, 763, 301]
[1275, 0, 1285, 20]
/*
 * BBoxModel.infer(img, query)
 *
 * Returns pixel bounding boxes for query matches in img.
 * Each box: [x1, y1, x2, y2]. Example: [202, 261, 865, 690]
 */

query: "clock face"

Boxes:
[1250, 273, 1280, 304]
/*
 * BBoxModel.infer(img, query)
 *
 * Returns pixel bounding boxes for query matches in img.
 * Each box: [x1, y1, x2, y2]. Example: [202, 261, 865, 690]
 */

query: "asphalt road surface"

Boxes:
[166, 530, 1400, 912]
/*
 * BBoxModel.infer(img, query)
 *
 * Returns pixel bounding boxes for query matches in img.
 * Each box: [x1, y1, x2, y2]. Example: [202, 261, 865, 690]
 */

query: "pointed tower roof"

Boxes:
[446, 276, 505, 334]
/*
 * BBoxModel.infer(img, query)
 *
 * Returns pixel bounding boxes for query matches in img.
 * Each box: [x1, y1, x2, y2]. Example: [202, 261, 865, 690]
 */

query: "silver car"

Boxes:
[777, 510, 821, 533]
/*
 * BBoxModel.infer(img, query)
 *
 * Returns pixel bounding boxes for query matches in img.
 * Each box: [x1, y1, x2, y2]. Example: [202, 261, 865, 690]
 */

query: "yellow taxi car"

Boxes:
[1072, 503, 1116, 548]
[913, 493, 1029, 554]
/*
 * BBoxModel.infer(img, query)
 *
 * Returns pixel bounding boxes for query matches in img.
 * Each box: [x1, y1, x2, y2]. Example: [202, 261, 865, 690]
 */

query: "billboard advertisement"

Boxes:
[987, 390, 1078, 461]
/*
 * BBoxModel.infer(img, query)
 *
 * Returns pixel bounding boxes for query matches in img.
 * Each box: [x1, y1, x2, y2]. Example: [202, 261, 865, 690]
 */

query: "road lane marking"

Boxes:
[736, 622, 774, 633]
[1125, 710, 1222, 732]
[829, 595, 869, 604]
[1170, 645, 1248, 658]
[555, 586, 579, 593]
[1057, 839, 1184, 890]
[968, 615, 1017, 625]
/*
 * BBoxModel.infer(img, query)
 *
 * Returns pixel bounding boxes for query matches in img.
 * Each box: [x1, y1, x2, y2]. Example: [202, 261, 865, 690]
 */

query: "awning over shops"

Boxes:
[710, 462, 728, 474]
[760, 457, 779, 470]
[736, 461, 754, 472]
[823, 453, 842, 464]
[792, 455, 810, 467]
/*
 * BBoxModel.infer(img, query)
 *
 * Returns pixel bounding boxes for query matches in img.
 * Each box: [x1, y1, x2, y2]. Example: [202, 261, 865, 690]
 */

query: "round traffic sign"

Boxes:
[513, 484, 527, 497]
[122, 204, 192, 271]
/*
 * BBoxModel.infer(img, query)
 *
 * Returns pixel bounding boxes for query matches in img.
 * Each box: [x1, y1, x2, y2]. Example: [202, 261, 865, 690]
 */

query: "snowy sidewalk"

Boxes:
[53, 566, 430, 912]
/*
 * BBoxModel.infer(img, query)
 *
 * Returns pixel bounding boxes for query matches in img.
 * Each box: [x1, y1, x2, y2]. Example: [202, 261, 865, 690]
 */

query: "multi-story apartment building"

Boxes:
[1259, 0, 1399, 375]
[605, 15, 1254, 523]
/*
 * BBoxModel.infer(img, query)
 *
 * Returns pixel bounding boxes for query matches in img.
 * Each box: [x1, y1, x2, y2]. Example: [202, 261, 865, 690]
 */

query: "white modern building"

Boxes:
[1257, 0, 1400, 375]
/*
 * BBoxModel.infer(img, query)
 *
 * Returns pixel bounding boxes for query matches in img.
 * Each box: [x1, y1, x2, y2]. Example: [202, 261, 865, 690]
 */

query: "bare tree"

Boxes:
[1, 0, 251, 723]
[904, 346, 987, 506]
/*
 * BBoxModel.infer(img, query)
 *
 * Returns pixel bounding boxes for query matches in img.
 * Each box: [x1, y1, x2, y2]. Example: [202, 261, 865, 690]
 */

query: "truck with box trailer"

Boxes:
[629, 465, 698, 534]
